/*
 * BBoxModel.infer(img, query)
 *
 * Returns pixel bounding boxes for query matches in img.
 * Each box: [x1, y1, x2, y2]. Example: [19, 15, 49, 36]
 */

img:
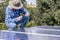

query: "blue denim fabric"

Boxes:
[5, 5, 30, 30]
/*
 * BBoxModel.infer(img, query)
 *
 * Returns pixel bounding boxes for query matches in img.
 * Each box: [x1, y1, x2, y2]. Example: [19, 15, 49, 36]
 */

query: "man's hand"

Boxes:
[17, 16, 23, 21]
[25, 13, 30, 17]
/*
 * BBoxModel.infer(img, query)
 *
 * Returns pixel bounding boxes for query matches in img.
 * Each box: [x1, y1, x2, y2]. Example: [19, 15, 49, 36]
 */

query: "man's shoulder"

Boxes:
[6, 5, 13, 14]
[6, 5, 12, 10]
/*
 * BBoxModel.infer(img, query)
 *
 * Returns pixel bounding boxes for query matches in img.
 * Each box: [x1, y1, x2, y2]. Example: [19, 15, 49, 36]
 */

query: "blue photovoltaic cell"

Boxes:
[0, 26, 60, 40]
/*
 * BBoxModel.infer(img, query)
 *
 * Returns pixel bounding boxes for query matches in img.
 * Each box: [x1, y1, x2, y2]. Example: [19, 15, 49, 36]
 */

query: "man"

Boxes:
[5, 0, 30, 30]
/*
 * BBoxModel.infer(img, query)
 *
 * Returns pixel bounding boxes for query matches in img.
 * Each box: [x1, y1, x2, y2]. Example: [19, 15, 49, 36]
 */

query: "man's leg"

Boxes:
[20, 16, 29, 28]
[6, 23, 17, 30]
[15, 16, 29, 40]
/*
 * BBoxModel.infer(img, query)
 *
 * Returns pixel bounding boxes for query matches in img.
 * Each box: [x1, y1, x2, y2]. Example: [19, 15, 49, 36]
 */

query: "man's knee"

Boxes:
[21, 16, 29, 23]
[23, 16, 29, 20]
[7, 23, 17, 29]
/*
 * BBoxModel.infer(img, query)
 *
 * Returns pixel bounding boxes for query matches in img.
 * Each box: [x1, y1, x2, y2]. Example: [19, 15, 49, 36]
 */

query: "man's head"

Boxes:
[9, 0, 23, 9]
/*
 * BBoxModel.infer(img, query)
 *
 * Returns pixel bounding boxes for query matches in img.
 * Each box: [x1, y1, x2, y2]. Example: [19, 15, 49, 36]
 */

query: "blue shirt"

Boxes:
[5, 5, 29, 24]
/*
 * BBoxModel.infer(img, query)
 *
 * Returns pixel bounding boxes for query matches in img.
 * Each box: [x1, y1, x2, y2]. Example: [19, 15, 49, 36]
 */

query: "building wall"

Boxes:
[0, 0, 6, 3]
[25, 0, 37, 8]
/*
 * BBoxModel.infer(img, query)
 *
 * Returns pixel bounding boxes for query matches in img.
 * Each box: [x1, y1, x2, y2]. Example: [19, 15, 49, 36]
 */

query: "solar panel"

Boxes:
[0, 26, 60, 40]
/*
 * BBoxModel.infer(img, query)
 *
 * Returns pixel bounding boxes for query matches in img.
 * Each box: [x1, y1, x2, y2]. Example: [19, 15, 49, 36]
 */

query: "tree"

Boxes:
[0, 0, 9, 23]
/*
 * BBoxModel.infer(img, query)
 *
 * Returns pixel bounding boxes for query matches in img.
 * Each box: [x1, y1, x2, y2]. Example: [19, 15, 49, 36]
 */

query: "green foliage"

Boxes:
[0, 0, 9, 22]
[0, 23, 8, 30]
[26, 21, 37, 27]
[30, 0, 60, 26]
[25, 0, 60, 26]
[54, 10, 60, 25]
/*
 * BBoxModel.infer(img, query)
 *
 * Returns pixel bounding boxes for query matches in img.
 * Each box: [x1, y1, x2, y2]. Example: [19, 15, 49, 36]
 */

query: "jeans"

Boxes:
[6, 16, 29, 30]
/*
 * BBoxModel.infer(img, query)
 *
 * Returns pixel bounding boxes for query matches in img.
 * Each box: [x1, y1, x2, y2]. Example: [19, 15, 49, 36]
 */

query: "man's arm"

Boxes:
[5, 7, 19, 23]
[21, 7, 30, 17]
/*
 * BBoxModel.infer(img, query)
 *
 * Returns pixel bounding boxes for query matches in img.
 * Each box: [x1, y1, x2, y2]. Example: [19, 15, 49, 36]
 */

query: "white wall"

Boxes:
[25, 0, 37, 6]
[0, 0, 6, 3]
